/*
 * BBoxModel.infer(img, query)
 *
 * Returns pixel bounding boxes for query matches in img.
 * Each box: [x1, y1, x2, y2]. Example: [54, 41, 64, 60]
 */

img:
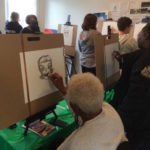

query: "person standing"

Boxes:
[79, 14, 99, 75]
[117, 17, 138, 55]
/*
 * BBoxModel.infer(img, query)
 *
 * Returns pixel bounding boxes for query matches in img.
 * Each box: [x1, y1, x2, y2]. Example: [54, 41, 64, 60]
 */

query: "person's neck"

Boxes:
[82, 109, 102, 123]
[119, 31, 125, 35]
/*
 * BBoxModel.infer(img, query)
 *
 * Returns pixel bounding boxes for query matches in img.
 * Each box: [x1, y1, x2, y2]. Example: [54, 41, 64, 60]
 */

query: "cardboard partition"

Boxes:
[133, 23, 146, 41]
[58, 24, 78, 56]
[21, 34, 66, 116]
[0, 34, 28, 129]
[94, 34, 120, 89]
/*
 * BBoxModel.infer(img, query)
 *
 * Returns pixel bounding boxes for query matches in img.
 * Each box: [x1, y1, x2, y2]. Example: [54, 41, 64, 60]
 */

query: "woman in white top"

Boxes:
[50, 73, 125, 150]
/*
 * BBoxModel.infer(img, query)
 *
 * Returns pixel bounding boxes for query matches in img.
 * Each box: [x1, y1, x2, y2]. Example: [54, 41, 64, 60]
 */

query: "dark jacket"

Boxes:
[117, 49, 150, 140]
[21, 26, 40, 34]
[5, 21, 22, 33]
[111, 50, 141, 109]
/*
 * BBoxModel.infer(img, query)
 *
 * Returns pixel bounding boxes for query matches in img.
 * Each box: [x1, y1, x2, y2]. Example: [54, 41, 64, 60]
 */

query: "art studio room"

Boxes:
[0, 0, 150, 150]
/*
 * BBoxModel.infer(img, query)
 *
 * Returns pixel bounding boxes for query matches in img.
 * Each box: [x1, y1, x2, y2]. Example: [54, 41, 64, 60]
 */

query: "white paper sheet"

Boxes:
[104, 43, 120, 78]
[102, 21, 118, 35]
[133, 23, 146, 41]
[60, 25, 73, 46]
[20, 47, 65, 103]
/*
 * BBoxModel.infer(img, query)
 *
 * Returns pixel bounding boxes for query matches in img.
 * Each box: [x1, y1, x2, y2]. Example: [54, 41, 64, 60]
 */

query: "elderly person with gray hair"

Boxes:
[5, 12, 22, 33]
[50, 73, 125, 150]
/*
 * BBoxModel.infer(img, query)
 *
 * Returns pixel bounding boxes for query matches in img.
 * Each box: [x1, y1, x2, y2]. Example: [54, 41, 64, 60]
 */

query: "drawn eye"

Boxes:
[39, 65, 44, 71]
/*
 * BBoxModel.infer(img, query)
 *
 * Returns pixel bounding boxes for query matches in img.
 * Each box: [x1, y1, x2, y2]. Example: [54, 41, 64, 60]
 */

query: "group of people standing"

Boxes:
[77, 13, 150, 150]
[1, 11, 150, 150]
[5, 12, 40, 34]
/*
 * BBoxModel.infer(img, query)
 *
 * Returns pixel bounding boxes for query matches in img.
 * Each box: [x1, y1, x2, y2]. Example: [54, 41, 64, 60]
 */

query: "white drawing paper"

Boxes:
[133, 23, 146, 41]
[104, 43, 120, 78]
[20, 47, 65, 103]
[102, 21, 118, 35]
[60, 25, 73, 46]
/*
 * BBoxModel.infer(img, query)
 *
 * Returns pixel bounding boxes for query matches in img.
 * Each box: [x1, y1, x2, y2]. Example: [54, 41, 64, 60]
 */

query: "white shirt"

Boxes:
[119, 34, 138, 55]
[57, 102, 125, 150]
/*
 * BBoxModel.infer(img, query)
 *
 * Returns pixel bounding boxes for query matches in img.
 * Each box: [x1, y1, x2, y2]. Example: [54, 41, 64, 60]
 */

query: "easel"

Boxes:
[0, 34, 68, 133]
[65, 55, 77, 79]
[21, 34, 68, 136]
[58, 15, 78, 79]
[94, 27, 120, 89]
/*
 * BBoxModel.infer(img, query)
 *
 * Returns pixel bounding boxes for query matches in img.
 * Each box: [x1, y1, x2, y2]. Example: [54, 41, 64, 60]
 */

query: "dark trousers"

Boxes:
[81, 66, 96, 76]
[129, 138, 150, 150]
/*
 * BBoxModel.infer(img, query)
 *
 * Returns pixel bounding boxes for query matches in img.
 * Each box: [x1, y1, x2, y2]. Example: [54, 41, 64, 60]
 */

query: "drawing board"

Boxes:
[133, 23, 146, 41]
[101, 21, 118, 35]
[21, 34, 66, 115]
[94, 34, 120, 88]
[0, 34, 28, 129]
[58, 24, 78, 56]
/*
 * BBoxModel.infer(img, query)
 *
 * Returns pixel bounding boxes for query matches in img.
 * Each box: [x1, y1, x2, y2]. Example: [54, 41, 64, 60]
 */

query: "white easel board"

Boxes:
[58, 24, 78, 56]
[133, 23, 147, 41]
[101, 21, 118, 35]
[94, 34, 120, 88]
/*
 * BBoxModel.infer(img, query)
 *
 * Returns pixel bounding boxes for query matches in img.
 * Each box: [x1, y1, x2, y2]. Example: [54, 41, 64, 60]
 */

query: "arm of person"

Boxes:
[117, 63, 150, 132]
[49, 73, 67, 96]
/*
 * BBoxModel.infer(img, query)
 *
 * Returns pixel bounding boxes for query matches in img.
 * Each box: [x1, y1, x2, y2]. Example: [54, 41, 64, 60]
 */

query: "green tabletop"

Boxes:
[0, 100, 77, 150]
[0, 89, 114, 150]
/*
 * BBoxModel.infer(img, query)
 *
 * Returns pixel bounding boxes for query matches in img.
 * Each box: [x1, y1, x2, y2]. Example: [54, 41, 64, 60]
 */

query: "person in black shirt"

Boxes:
[21, 15, 40, 33]
[5, 12, 22, 34]
[112, 24, 150, 150]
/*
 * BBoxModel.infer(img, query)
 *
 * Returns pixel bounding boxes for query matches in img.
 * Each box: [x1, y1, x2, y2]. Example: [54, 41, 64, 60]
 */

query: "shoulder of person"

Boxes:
[80, 30, 90, 41]
[141, 65, 150, 79]
[89, 29, 100, 35]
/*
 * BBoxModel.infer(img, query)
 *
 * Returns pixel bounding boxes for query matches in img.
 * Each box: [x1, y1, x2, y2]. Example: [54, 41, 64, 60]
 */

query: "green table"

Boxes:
[0, 100, 77, 150]
[0, 90, 114, 150]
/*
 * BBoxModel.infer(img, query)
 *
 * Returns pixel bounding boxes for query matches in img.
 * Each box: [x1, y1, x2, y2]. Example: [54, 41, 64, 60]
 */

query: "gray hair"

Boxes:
[11, 12, 19, 22]
[66, 73, 104, 114]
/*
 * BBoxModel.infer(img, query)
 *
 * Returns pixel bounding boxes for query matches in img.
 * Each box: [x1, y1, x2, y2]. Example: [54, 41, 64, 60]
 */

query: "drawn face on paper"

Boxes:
[38, 55, 53, 79]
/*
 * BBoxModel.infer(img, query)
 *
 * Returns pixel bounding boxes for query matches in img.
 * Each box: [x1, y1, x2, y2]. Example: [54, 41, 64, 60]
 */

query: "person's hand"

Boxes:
[111, 27, 118, 34]
[112, 51, 122, 63]
[49, 73, 67, 95]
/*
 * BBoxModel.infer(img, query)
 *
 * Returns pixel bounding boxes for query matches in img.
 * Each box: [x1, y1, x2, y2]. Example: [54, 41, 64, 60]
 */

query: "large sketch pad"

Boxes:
[94, 34, 120, 88]
[60, 25, 73, 46]
[20, 47, 65, 104]
[133, 23, 146, 41]
[102, 21, 118, 35]
[104, 43, 119, 78]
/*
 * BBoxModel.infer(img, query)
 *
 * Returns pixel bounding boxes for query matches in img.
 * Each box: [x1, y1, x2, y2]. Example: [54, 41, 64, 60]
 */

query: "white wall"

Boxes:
[45, 0, 129, 32]
[0, 0, 6, 33]
[45, 0, 130, 72]
[37, 0, 47, 32]
[0, 0, 46, 33]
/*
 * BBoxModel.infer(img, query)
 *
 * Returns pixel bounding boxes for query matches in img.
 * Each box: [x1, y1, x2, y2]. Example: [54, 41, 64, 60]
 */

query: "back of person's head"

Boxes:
[11, 12, 19, 22]
[117, 17, 132, 32]
[26, 14, 38, 25]
[66, 73, 104, 114]
[82, 14, 97, 31]
[138, 23, 150, 50]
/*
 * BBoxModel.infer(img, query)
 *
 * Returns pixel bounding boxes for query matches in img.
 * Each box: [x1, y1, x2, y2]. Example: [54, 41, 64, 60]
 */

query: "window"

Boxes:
[5, 0, 37, 27]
